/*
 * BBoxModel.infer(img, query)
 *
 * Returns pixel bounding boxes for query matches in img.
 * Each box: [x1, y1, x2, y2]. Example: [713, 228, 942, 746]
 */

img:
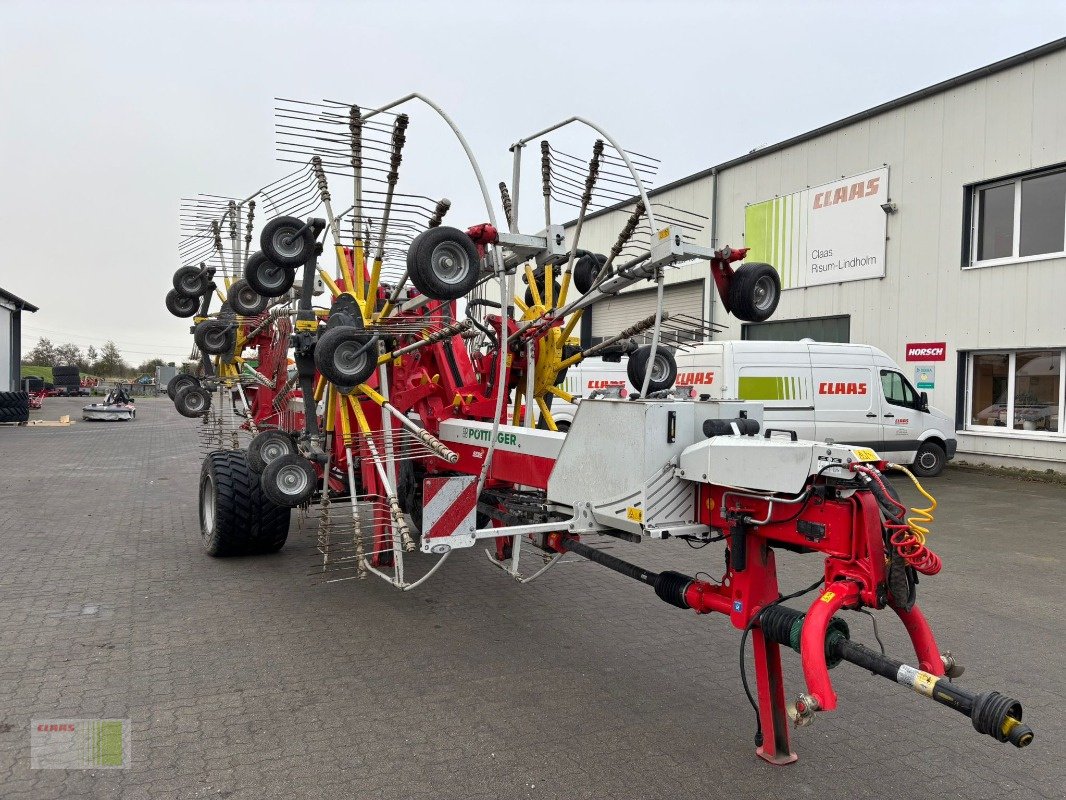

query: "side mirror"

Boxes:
[920, 391, 929, 411]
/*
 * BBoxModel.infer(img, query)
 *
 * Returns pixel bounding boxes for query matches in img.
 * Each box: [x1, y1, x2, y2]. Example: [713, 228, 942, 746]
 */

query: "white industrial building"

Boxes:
[0, 287, 38, 393]
[566, 38, 1066, 472]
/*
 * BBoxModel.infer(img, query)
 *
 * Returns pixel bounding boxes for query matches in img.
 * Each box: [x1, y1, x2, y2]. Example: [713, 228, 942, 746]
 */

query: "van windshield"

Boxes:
[880, 370, 923, 410]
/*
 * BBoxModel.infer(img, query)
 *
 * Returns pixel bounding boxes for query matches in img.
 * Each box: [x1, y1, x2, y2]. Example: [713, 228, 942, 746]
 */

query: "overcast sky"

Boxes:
[2, 0, 1064, 366]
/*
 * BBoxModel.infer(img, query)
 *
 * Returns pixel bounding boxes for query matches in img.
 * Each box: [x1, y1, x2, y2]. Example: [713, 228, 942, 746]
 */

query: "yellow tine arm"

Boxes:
[535, 396, 558, 431]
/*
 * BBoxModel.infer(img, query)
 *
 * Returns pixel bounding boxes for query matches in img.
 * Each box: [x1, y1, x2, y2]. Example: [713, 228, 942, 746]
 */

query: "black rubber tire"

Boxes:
[194, 320, 236, 356]
[572, 253, 606, 295]
[314, 325, 377, 386]
[166, 373, 199, 400]
[0, 407, 29, 423]
[555, 420, 571, 433]
[397, 460, 425, 534]
[52, 365, 79, 377]
[166, 289, 199, 318]
[0, 390, 30, 411]
[199, 450, 291, 556]
[244, 251, 296, 297]
[407, 226, 481, 300]
[260, 216, 314, 268]
[228, 278, 268, 316]
[524, 279, 562, 310]
[260, 454, 318, 508]
[174, 385, 212, 417]
[0, 391, 30, 423]
[248, 429, 297, 474]
[626, 345, 678, 394]
[912, 441, 947, 477]
[728, 262, 781, 322]
[173, 266, 210, 298]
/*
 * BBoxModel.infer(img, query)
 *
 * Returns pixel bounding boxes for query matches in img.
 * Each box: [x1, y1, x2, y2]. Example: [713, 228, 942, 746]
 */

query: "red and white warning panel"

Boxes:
[421, 475, 478, 552]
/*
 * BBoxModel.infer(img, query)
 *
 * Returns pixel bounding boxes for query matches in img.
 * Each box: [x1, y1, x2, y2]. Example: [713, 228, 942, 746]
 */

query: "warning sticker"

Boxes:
[853, 448, 879, 462]
[626, 506, 644, 523]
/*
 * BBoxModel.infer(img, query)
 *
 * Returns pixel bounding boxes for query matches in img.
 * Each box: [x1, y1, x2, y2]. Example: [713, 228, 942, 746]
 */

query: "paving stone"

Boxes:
[0, 396, 1062, 798]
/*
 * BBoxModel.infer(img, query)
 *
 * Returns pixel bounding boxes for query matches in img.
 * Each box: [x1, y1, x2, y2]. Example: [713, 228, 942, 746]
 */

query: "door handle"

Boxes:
[866, 413, 877, 418]
[884, 414, 894, 418]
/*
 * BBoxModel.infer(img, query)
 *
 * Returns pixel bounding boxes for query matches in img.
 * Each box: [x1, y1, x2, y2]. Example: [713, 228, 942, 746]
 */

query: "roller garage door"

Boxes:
[589, 280, 704, 345]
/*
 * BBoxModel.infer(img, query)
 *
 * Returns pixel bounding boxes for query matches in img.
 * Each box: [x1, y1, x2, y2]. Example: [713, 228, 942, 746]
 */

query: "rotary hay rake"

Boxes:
[162, 93, 1034, 764]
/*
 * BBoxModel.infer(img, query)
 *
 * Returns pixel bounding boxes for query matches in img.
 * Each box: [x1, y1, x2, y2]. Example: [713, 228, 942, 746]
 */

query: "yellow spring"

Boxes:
[888, 463, 937, 546]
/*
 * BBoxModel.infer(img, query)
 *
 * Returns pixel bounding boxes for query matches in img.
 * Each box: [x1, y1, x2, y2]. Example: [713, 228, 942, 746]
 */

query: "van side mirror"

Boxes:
[920, 391, 929, 411]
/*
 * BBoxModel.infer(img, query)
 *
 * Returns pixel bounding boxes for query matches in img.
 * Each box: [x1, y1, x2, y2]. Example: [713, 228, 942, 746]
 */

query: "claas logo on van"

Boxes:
[818, 382, 867, 395]
[588, 380, 626, 389]
[676, 371, 715, 385]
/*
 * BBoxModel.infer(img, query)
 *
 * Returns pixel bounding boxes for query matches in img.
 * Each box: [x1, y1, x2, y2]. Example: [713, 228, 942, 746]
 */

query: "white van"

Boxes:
[551, 340, 957, 476]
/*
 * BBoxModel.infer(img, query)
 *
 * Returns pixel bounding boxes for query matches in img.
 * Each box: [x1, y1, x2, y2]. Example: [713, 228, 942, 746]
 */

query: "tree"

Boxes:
[54, 342, 82, 367]
[94, 341, 129, 377]
[23, 337, 58, 366]
[136, 357, 166, 375]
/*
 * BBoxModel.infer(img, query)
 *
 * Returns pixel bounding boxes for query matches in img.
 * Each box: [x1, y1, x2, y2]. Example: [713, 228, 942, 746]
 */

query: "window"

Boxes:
[881, 370, 923, 411]
[742, 314, 850, 343]
[964, 349, 1065, 435]
[970, 167, 1066, 267]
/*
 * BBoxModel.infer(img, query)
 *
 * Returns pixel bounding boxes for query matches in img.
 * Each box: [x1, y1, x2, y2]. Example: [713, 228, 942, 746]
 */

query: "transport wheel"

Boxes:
[524, 278, 562, 309]
[911, 441, 946, 477]
[173, 266, 210, 298]
[261, 454, 318, 508]
[260, 216, 315, 268]
[166, 289, 199, 318]
[248, 429, 297, 474]
[407, 226, 481, 300]
[199, 450, 291, 556]
[314, 325, 378, 386]
[245, 251, 296, 297]
[572, 253, 606, 294]
[228, 278, 268, 316]
[626, 345, 677, 394]
[166, 373, 199, 400]
[728, 262, 781, 322]
[174, 385, 212, 417]
[194, 320, 236, 356]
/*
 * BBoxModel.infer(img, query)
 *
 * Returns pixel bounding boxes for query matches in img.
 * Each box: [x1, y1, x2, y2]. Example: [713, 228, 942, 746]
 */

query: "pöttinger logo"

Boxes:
[31, 719, 130, 769]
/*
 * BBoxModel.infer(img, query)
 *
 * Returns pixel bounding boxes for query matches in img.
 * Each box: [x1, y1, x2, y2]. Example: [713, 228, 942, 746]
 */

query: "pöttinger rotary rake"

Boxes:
[162, 93, 1034, 764]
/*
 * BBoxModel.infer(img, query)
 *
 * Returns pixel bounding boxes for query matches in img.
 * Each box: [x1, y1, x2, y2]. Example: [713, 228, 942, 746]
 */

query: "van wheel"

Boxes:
[626, 345, 677, 395]
[729, 262, 780, 322]
[912, 441, 946, 477]
[555, 421, 571, 433]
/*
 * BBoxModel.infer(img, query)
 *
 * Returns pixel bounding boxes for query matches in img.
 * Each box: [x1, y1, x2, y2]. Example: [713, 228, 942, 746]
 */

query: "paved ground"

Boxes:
[1, 396, 1063, 799]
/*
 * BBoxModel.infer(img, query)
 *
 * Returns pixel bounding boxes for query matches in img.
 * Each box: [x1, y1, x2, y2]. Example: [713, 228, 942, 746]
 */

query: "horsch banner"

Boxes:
[744, 167, 888, 289]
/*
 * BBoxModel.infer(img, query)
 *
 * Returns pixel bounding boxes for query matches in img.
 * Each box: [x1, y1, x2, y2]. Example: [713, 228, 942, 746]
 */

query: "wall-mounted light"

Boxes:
[881, 201, 898, 214]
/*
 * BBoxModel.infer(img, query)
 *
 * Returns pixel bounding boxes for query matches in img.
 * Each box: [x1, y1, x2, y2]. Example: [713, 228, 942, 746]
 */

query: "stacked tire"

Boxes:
[0, 391, 30, 424]
[52, 365, 81, 395]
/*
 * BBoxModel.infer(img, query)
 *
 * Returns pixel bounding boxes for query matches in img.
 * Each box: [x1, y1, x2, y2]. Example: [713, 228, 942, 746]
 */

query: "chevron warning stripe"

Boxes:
[422, 475, 478, 540]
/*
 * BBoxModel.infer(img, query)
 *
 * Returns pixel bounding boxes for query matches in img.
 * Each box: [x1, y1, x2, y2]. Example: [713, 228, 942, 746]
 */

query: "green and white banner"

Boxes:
[744, 167, 888, 289]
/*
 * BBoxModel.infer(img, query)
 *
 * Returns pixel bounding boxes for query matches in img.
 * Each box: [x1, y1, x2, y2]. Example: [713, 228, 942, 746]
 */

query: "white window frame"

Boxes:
[964, 349, 1066, 438]
[968, 168, 1066, 269]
